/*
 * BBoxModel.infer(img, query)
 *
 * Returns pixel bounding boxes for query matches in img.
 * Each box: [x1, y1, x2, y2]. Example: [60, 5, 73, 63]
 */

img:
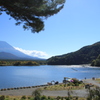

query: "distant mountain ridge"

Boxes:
[0, 41, 43, 60]
[0, 52, 21, 60]
[47, 41, 100, 65]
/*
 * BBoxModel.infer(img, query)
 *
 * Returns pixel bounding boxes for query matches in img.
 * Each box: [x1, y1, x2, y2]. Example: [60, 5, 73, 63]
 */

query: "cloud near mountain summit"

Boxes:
[14, 47, 49, 58]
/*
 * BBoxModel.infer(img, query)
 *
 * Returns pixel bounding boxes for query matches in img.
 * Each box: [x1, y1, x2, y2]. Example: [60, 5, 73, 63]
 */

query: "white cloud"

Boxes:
[14, 47, 50, 59]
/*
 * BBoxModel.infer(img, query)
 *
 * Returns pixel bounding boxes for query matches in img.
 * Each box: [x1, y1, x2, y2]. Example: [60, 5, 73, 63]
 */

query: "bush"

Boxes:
[32, 88, 42, 100]
[75, 96, 78, 100]
[28, 97, 31, 99]
[41, 95, 47, 100]
[74, 83, 79, 86]
[48, 96, 51, 99]
[32, 88, 42, 97]
[67, 82, 75, 86]
[34, 96, 41, 100]
[65, 97, 71, 100]
[21, 95, 26, 99]
[56, 96, 61, 100]
[0, 95, 5, 100]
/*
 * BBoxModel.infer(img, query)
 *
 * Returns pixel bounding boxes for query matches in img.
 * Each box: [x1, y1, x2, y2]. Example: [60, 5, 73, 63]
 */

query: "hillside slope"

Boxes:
[47, 42, 100, 65]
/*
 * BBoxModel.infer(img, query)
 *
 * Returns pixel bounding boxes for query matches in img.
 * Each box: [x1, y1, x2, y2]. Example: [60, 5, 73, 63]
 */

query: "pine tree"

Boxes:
[0, 0, 65, 33]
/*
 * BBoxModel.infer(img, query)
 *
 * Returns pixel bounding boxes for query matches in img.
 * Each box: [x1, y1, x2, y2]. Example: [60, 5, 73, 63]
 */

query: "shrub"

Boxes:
[74, 83, 79, 86]
[32, 88, 42, 97]
[65, 97, 71, 100]
[56, 96, 61, 100]
[48, 96, 51, 99]
[75, 96, 78, 100]
[28, 97, 31, 99]
[21, 95, 26, 99]
[32, 88, 42, 100]
[34, 96, 41, 100]
[0, 95, 5, 100]
[41, 95, 47, 100]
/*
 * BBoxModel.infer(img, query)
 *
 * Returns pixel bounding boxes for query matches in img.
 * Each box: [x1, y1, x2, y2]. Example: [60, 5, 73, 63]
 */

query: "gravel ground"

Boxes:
[42, 89, 88, 97]
[0, 78, 99, 97]
[0, 88, 89, 97]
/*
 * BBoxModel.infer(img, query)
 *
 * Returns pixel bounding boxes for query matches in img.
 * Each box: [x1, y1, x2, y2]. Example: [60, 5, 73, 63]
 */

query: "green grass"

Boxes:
[41, 83, 85, 91]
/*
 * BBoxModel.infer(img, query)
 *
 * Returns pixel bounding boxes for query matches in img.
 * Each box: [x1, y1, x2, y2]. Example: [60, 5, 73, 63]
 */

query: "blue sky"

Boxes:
[0, 0, 100, 59]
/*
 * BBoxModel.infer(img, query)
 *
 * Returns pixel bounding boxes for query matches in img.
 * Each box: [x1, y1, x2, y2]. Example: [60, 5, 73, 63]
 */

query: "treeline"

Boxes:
[0, 60, 46, 66]
[91, 54, 100, 66]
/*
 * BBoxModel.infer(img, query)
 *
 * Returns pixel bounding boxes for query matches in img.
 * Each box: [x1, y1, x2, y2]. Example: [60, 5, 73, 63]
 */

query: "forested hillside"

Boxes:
[47, 42, 100, 65]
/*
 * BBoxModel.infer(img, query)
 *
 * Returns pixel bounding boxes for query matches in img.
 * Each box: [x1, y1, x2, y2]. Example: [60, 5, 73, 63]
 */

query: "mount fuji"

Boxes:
[0, 41, 43, 60]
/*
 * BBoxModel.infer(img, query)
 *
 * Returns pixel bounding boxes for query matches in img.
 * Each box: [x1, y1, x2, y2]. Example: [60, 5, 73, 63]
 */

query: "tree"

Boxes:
[0, 0, 65, 33]
[32, 88, 42, 97]
[87, 87, 100, 100]
[32, 88, 42, 100]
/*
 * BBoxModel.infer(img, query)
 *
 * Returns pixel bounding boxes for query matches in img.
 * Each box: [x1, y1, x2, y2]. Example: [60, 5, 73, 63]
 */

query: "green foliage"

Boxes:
[67, 82, 75, 86]
[0, 0, 65, 33]
[87, 87, 100, 100]
[48, 96, 51, 100]
[32, 88, 42, 100]
[41, 95, 47, 100]
[0, 95, 5, 100]
[4, 98, 9, 100]
[56, 96, 61, 100]
[36, 60, 47, 65]
[65, 97, 71, 100]
[21, 95, 26, 100]
[0, 60, 42, 66]
[47, 42, 100, 65]
[25, 61, 39, 66]
[32, 88, 42, 97]
[34, 96, 41, 100]
[13, 61, 38, 66]
[13, 61, 21, 66]
[0, 95, 86, 100]
[91, 54, 100, 66]
[74, 83, 79, 86]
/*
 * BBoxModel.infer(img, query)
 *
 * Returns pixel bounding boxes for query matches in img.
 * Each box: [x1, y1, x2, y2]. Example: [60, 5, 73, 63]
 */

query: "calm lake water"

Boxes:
[0, 65, 100, 89]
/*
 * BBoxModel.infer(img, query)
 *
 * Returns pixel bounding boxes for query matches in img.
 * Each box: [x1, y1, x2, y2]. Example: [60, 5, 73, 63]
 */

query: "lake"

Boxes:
[0, 65, 100, 89]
